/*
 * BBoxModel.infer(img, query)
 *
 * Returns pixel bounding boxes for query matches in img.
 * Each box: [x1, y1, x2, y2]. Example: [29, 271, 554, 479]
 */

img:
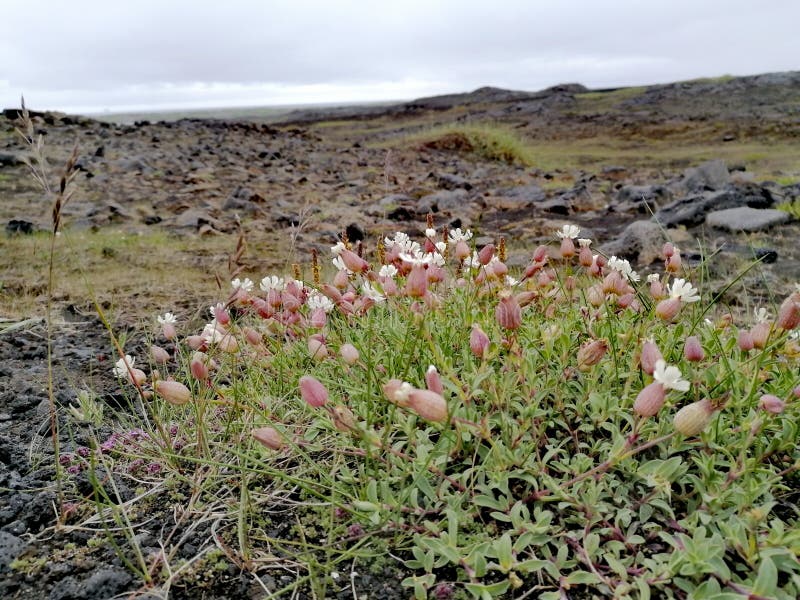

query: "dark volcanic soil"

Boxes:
[1, 72, 799, 599]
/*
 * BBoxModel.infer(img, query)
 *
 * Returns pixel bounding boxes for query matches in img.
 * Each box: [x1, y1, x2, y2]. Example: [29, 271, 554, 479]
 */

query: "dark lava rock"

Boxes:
[433, 172, 472, 190]
[5, 219, 35, 235]
[222, 186, 265, 214]
[616, 184, 672, 210]
[706, 207, 791, 232]
[416, 189, 472, 213]
[345, 222, 365, 242]
[49, 567, 132, 600]
[537, 197, 572, 215]
[652, 186, 774, 227]
[0, 152, 23, 167]
[0, 531, 24, 573]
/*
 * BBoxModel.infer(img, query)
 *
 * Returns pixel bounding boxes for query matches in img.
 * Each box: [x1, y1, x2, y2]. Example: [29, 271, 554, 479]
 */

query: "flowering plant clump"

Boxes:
[71, 221, 799, 599]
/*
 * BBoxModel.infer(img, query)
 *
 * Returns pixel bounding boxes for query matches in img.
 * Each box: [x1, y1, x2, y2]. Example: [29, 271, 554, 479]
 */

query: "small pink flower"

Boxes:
[640, 340, 663, 376]
[559, 237, 575, 259]
[737, 329, 754, 352]
[150, 345, 170, 365]
[340, 343, 360, 365]
[655, 297, 681, 321]
[478, 244, 495, 266]
[759, 394, 785, 414]
[776, 292, 800, 331]
[470, 324, 490, 359]
[633, 382, 667, 417]
[310, 307, 327, 329]
[243, 327, 262, 347]
[577, 339, 608, 371]
[495, 292, 522, 330]
[405, 264, 428, 298]
[340, 249, 369, 273]
[307, 336, 329, 361]
[665, 252, 681, 273]
[662, 242, 675, 259]
[190, 352, 209, 381]
[155, 380, 192, 406]
[408, 388, 448, 422]
[454, 239, 470, 261]
[750, 322, 771, 349]
[299, 375, 328, 407]
[579, 245, 593, 268]
[683, 336, 705, 362]
[425, 365, 444, 394]
[252, 427, 284, 450]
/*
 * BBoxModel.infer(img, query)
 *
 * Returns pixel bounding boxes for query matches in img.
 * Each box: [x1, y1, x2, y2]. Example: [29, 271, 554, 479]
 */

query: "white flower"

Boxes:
[646, 274, 660, 284]
[425, 227, 436, 238]
[577, 238, 592, 248]
[393, 381, 413, 403]
[754, 307, 771, 324]
[435, 241, 447, 254]
[399, 251, 433, 266]
[112, 355, 135, 378]
[209, 302, 225, 318]
[361, 281, 386, 303]
[201, 322, 225, 344]
[330, 241, 346, 256]
[790, 330, 800, 342]
[379, 264, 398, 278]
[307, 291, 334, 313]
[428, 252, 445, 267]
[231, 278, 254, 292]
[669, 278, 701, 303]
[448, 228, 473, 243]
[259, 275, 285, 292]
[653, 359, 690, 392]
[607, 256, 640, 282]
[384, 232, 419, 254]
[505, 275, 519, 287]
[556, 224, 580, 240]
[332, 256, 351, 273]
[157, 312, 177, 325]
[704, 318, 714, 328]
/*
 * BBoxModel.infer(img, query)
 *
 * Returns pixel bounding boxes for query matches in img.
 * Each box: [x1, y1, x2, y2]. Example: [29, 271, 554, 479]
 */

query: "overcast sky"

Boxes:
[1, 0, 797, 115]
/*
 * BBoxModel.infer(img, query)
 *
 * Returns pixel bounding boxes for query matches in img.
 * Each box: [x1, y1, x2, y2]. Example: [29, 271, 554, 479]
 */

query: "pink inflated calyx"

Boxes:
[470, 324, 490, 359]
[683, 336, 705, 362]
[633, 382, 666, 417]
[425, 365, 444, 395]
[340, 248, 369, 274]
[495, 292, 522, 331]
[407, 389, 448, 423]
[299, 375, 329, 408]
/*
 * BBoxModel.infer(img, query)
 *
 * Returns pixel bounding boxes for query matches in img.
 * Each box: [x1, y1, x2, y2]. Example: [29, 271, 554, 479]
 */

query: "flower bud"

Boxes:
[470, 324, 490, 359]
[515, 291, 537, 308]
[129, 368, 147, 387]
[405, 264, 428, 298]
[309, 307, 327, 329]
[559, 237, 575, 259]
[587, 284, 605, 307]
[776, 293, 800, 331]
[640, 340, 663, 376]
[662, 242, 674, 259]
[155, 380, 192, 406]
[299, 375, 328, 407]
[213, 304, 231, 326]
[673, 398, 714, 436]
[150, 345, 170, 365]
[308, 336, 329, 361]
[649, 280, 665, 300]
[496, 293, 522, 330]
[478, 244, 495, 266]
[683, 336, 705, 362]
[750, 322, 771, 349]
[655, 297, 681, 321]
[633, 382, 666, 417]
[339, 343, 360, 365]
[425, 365, 444, 394]
[577, 339, 608, 371]
[579, 245, 593, 267]
[243, 327, 262, 347]
[666, 252, 681, 273]
[161, 322, 177, 341]
[252, 426, 284, 451]
[340, 249, 369, 273]
[186, 335, 206, 350]
[454, 239, 470, 261]
[759, 394, 785, 414]
[533, 245, 548, 262]
[190, 352, 209, 381]
[737, 329, 754, 352]
[408, 389, 448, 422]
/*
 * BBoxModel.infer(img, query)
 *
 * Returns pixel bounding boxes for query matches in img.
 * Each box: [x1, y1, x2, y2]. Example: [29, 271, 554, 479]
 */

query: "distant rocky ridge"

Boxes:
[1, 70, 799, 300]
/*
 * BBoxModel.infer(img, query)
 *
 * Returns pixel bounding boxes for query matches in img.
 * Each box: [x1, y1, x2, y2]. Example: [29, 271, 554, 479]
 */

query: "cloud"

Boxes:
[1, 0, 798, 112]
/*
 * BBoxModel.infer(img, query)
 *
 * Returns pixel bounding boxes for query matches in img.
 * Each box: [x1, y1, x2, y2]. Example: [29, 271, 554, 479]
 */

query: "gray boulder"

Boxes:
[416, 189, 472, 213]
[0, 152, 23, 167]
[652, 186, 774, 227]
[706, 207, 791, 232]
[616, 184, 672, 209]
[682, 159, 731, 191]
[600, 220, 668, 265]
[500, 184, 546, 205]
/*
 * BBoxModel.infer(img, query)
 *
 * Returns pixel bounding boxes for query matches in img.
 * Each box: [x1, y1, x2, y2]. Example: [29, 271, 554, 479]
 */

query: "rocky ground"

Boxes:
[0, 71, 799, 598]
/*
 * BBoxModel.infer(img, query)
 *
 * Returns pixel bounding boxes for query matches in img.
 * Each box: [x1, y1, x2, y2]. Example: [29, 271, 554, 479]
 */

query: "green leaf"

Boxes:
[464, 580, 510, 599]
[584, 532, 600, 557]
[564, 570, 602, 586]
[752, 557, 778, 597]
